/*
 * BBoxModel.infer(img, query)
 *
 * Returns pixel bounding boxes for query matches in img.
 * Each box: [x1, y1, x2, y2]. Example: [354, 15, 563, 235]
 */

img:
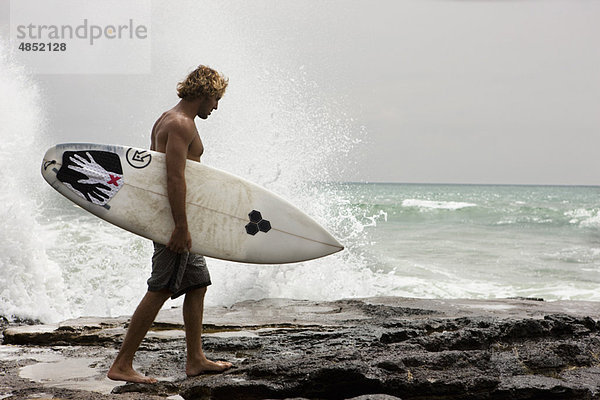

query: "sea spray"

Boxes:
[0, 39, 378, 320]
[194, 66, 386, 307]
[0, 40, 69, 323]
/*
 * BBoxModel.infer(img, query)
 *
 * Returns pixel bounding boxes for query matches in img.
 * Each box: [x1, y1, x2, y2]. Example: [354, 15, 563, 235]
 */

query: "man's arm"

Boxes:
[164, 120, 194, 253]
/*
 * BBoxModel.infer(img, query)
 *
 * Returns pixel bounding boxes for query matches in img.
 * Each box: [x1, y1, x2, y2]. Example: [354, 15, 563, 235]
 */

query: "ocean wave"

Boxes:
[401, 199, 477, 211]
[581, 214, 600, 228]
[565, 208, 600, 228]
[496, 216, 556, 226]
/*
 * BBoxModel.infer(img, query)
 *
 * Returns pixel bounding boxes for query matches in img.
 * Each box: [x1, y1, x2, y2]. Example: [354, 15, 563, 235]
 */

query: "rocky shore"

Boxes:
[1, 297, 599, 399]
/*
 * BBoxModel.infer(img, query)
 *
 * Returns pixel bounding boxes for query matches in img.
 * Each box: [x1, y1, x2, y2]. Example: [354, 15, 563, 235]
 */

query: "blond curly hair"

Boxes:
[176, 65, 228, 100]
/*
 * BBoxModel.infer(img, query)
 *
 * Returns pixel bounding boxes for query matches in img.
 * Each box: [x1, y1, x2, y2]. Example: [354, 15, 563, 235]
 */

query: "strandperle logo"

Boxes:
[10, 0, 151, 74]
[15, 19, 148, 46]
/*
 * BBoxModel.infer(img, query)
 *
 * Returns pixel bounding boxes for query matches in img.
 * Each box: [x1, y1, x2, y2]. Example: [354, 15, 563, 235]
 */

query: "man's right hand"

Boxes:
[167, 226, 192, 253]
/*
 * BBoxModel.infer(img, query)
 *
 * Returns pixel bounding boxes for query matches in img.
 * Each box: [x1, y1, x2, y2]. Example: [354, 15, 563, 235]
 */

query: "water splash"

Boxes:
[0, 32, 376, 321]
[0, 39, 70, 323]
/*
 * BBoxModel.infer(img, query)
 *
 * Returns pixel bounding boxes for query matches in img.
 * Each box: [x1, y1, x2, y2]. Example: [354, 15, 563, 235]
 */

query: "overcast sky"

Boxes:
[2, 0, 599, 185]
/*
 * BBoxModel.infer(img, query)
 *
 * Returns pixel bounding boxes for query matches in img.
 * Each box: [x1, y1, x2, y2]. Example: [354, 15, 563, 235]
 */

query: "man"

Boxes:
[108, 65, 232, 384]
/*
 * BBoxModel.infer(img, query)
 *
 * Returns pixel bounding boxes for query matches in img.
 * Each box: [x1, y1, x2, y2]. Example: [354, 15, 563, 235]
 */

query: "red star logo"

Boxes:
[107, 174, 121, 186]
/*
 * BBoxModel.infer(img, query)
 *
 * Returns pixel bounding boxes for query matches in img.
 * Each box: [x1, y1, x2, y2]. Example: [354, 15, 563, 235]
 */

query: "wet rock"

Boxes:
[3, 317, 128, 346]
[2, 297, 600, 399]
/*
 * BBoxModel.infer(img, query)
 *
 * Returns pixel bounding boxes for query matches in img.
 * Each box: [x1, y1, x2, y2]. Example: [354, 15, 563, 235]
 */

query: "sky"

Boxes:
[1, 0, 599, 185]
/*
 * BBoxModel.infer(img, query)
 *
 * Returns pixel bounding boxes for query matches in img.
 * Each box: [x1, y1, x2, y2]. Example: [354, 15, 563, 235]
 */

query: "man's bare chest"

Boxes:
[188, 134, 204, 161]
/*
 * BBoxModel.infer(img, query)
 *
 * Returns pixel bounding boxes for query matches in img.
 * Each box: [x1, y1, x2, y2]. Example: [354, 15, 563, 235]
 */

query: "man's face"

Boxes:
[197, 95, 220, 119]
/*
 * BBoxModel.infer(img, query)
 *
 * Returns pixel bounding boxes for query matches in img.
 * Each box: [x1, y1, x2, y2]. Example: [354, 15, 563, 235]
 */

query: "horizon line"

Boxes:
[321, 181, 600, 188]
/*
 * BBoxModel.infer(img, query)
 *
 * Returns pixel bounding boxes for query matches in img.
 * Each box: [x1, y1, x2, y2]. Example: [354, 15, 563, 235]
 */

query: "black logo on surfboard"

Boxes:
[245, 210, 271, 235]
[126, 148, 152, 169]
[57, 150, 124, 206]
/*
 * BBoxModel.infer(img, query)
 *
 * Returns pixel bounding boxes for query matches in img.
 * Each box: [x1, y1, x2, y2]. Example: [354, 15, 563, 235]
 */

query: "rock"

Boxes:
[3, 316, 129, 346]
[111, 381, 180, 396]
[495, 375, 592, 399]
[2, 297, 600, 400]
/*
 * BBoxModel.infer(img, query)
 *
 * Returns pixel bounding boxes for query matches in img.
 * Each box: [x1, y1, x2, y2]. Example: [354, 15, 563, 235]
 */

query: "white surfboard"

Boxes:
[41, 143, 343, 264]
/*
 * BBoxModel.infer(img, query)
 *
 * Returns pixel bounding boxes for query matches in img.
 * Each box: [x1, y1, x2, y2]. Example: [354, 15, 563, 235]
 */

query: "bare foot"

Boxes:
[107, 365, 158, 384]
[186, 358, 233, 377]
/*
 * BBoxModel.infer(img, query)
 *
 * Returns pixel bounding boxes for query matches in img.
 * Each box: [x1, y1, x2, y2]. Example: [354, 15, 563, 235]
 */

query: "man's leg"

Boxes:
[183, 286, 232, 376]
[107, 289, 171, 383]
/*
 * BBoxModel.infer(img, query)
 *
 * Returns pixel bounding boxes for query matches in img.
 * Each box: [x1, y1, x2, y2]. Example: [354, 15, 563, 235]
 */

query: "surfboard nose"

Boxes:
[325, 234, 344, 253]
[328, 238, 344, 254]
[41, 147, 59, 182]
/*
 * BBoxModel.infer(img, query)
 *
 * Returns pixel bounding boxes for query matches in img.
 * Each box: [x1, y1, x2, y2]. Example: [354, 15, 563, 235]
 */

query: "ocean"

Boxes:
[3, 180, 600, 324]
[341, 182, 600, 300]
[1, 40, 599, 324]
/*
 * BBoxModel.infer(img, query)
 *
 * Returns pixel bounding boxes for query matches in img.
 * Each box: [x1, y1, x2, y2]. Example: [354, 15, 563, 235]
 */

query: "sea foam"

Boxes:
[402, 199, 477, 210]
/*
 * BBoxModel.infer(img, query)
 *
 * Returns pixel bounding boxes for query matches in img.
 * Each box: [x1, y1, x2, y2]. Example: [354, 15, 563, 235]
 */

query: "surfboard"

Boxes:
[41, 143, 343, 264]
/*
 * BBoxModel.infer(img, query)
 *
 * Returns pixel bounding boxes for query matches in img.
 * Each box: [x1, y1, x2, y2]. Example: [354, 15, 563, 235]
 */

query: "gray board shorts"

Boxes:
[147, 242, 212, 299]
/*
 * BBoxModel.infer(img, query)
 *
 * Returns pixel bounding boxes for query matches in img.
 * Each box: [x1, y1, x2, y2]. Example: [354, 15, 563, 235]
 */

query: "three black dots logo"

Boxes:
[245, 210, 271, 236]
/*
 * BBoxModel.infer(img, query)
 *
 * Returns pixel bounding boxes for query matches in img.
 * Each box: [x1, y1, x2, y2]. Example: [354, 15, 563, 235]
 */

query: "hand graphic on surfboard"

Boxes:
[58, 151, 124, 206]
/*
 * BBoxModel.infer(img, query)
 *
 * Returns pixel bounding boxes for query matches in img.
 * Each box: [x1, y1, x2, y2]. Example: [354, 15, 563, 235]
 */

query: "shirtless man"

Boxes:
[107, 65, 232, 383]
